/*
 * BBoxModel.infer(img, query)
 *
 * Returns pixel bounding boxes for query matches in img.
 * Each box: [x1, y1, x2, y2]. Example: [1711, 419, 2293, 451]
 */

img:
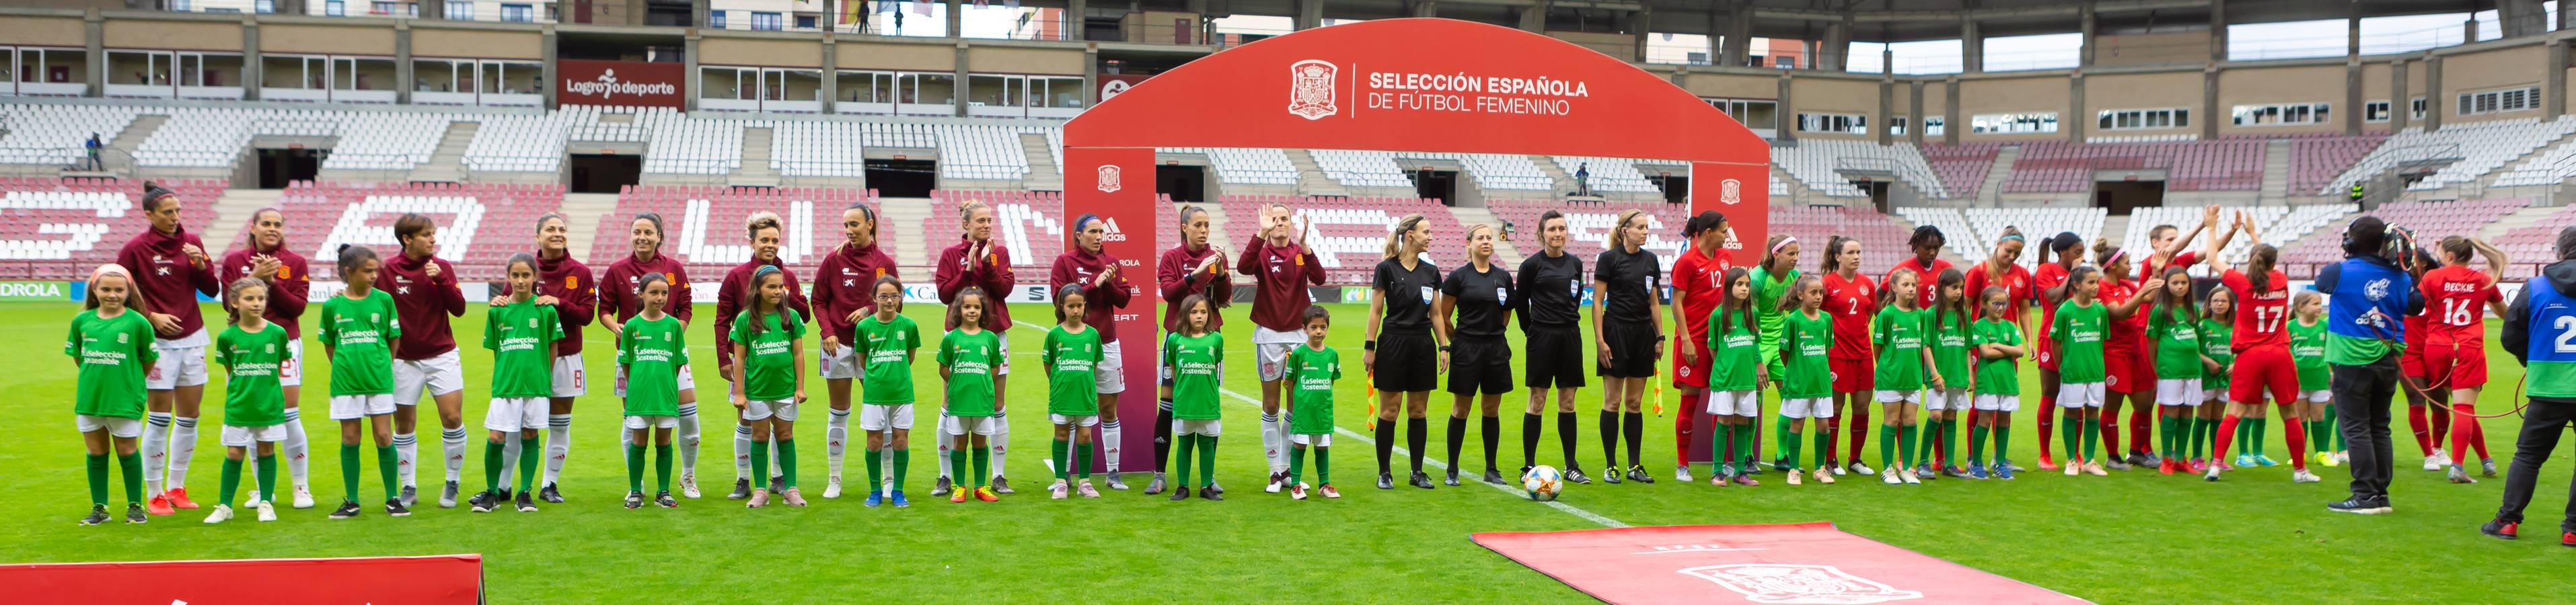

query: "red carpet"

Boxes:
[1473, 523, 2084, 604]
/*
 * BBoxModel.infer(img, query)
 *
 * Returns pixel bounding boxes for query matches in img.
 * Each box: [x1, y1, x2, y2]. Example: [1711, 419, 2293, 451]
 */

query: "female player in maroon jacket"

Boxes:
[1050, 213, 1135, 489]
[513, 212, 594, 503]
[715, 211, 812, 499]
[1239, 202, 1325, 494]
[597, 212, 701, 497]
[1153, 204, 1235, 493]
[811, 202, 897, 498]
[217, 206, 314, 509]
[377, 213, 468, 508]
[118, 182, 222, 515]
[934, 200, 1018, 495]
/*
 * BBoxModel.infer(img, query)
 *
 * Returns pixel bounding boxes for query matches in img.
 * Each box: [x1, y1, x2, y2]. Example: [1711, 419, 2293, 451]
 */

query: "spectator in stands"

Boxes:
[811, 202, 897, 499]
[1574, 163, 1591, 197]
[1514, 210, 1590, 485]
[2032, 232, 2085, 471]
[1048, 213, 1134, 491]
[716, 212, 813, 500]
[1819, 235, 1877, 477]
[2320, 217, 2417, 514]
[1886, 225, 1952, 310]
[2486, 225, 2576, 541]
[117, 182, 221, 517]
[1592, 209, 1666, 485]
[1156, 205, 1233, 494]
[1434, 223, 1515, 487]
[1368, 214, 1443, 490]
[1238, 202, 1324, 495]
[377, 212, 468, 510]
[84, 133, 101, 171]
[1751, 235, 1800, 473]
[933, 200, 1017, 496]
[597, 213, 703, 499]
[511, 213, 595, 505]
[216, 207, 314, 510]
[1668, 211, 1733, 484]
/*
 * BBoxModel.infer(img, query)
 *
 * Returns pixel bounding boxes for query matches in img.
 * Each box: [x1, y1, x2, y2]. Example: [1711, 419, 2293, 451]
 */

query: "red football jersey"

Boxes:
[2419, 265, 2502, 347]
[2222, 268, 2291, 351]
[1884, 256, 1952, 311]
[1962, 263, 2032, 323]
[2033, 262, 2071, 352]
[2099, 276, 2142, 352]
[1822, 271, 1877, 360]
[1671, 246, 1730, 344]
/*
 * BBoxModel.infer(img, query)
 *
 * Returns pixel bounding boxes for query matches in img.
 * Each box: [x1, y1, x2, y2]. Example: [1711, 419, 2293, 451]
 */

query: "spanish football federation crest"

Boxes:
[1678, 563, 1923, 604]
[1097, 165, 1122, 193]
[1288, 59, 1337, 120]
[1721, 178, 1743, 205]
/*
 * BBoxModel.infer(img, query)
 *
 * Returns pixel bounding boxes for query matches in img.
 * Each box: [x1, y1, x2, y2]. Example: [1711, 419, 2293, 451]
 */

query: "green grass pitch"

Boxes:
[5, 300, 2572, 602]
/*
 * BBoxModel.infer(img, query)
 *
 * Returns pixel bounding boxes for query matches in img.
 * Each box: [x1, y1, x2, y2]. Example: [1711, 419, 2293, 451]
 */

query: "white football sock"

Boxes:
[675, 404, 700, 475]
[393, 431, 416, 487]
[440, 428, 468, 484]
[143, 412, 172, 494]
[168, 415, 198, 490]
[281, 407, 309, 489]
[544, 414, 572, 487]
[497, 434, 521, 492]
[734, 424, 753, 481]
[1101, 419, 1123, 474]
[990, 413, 1008, 480]
[936, 413, 953, 479]
[827, 408, 850, 481]
[1261, 411, 1286, 474]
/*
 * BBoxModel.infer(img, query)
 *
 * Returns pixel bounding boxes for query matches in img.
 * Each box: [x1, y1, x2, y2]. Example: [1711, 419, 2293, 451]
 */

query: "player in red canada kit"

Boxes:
[1818, 236, 1877, 476]
[1668, 212, 1732, 483]
[2090, 241, 2146, 470]
[2201, 212, 2316, 483]
[2420, 236, 2511, 481]
[2030, 232, 2084, 471]
[1957, 229, 2031, 472]
[2398, 251, 2446, 469]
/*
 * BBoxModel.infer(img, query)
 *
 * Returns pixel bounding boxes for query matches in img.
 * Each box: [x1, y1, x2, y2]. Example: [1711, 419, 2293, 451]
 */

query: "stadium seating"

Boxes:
[1483, 198, 1689, 275]
[1767, 204, 1916, 277]
[771, 120, 869, 178]
[1164, 147, 1300, 186]
[258, 181, 565, 280]
[128, 107, 450, 171]
[0, 105, 144, 167]
[2002, 139, 2265, 194]
[923, 190, 1066, 267]
[1897, 206, 2105, 269]
[585, 186, 879, 278]
[2277, 198, 2524, 274]
[1919, 143, 2001, 201]
[2489, 205, 2576, 277]
[1551, 156, 1668, 194]
[1771, 139, 1949, 198]
[2327, 117, 2576, 193]
[1309, 149, 1426, 189]
[1221, 195, 1481, 280]
[0, 177, 223, 275]
[2285, 134, 2388, 197]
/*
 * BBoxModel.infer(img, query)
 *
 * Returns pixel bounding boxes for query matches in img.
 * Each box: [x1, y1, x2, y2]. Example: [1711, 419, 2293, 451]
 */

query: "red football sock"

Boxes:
[2098, 411, 2123, 459]
[2281, 414, 2308, 471]
[2408, 405, 2433, 455]
[2213, 415, 2242, 462]
[2036, 395, 2057, 460]
[1847, 401, 1872, 463]
[2452, 405, 2483, 464]
[2430, 403, 2452, 452]
[1676, 409, 1694, 469]
[2129, 405, 2153, 454]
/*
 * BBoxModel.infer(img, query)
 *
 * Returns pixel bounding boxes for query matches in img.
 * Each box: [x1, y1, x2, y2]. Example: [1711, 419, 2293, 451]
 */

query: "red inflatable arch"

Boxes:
[1066, 17, 1771, 471]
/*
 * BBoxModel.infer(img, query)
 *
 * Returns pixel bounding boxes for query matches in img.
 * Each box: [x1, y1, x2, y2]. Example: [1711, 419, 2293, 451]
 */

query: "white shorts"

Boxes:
[1095, 340, 1126, 395]
[75, 414, 143, 438]
[2203, 389, 2229, 406]
[551, 353, 586, 398]
[1779, 397, 1833, 419]
[994, 333, 1011, 376]
[1051, 413, 1100, 427]
[393, 350, 466, 404]
[1973, 393, 2021, 412]
[221, 424, 288, 446]
[2159, 378, 2205, 407]
[821, 344, 861, 380]
[279, 339, 303, 387]
[2056, 382, 2106, 409]
[1874, 389, 1920, 405]
[1704, 390, 1759, 417]
[146, 345, 209, 390]
[1290, 432, 1331, 446]
[1173, 417, 1223, 437]
[1921, 388, 1971, 411]
[2303, 389, 2331, 403]
[744, 399, 799, 422]
[484, 397, 548, 432]
[614, 362, 697, 398]
[859, 403, 914, 432]
[1254, 326, 1302, 382]
[944, 414, 996, 436]
[330, 394, 395, 420]
[624, 415, 680, 430]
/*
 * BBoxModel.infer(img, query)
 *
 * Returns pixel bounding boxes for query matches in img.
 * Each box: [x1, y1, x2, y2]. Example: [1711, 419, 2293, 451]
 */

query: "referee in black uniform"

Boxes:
[1517, 210, 1590, 483]
[1436, 223, 1516, 486]
[1366, 214, 1444, 489]
[1592, 208, 1666, 484]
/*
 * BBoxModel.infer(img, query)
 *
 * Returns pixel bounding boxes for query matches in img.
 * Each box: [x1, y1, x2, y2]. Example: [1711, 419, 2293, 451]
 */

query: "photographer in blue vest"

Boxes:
[2316, 216, 2419, 515]
[2487, 225, 2576, 542]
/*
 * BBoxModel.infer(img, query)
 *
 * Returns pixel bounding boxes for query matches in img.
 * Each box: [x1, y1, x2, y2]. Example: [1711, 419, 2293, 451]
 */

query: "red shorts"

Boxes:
[1671, 337, 1712, 389]
[2034, 335, 2060, 371]
[2228, 346, 2300, 405]
[2105, 345, 2152, 395]
[2419, 343, 2489, 389]
[2399, 346, 2427, 378]
[1831, 356, 1874, 393]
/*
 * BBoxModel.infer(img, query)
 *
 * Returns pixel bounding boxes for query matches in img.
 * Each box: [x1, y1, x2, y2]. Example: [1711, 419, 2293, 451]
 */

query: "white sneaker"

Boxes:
[2066, 460, 2083, 477]
[680, 474, 701, 499]
[823, 479, 842, 499]
[2425, 450, 2449, 471]
[1049, 480, 1070, 500]
[1880, 469, 1901, 485]
[246, 489, 261, 507]
[291, 485, 315, 510]
[1849, 462, 1875, 476]
[1265, 471, 1286, 493]
[255, 501, 277, 522]
[1677, 466, 1694, 483]
[203, 504, 233, 524]
[1900, 471, 1923, 485]
[1830, 464, 1847, 476]
[2291, 469, 2321, 483]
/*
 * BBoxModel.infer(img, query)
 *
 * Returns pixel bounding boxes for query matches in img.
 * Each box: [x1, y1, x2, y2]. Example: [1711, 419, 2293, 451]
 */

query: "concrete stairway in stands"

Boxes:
[201, 188, 281, 250]
[1019, 133, 1062, 190]
[1284, 149, 1348, 197]
[1447, 206, 1522, 266]
[1977, 145, 2020, 206]
[560, 193, 620, 264]
[1530, 155, 1574, 196]
[410, 121, 478, 183]
[1199, 202, 1237, 249]
[728, 128, 780, 187]
[2258, 139, 2291, 204]
[878, 197, 935, 270]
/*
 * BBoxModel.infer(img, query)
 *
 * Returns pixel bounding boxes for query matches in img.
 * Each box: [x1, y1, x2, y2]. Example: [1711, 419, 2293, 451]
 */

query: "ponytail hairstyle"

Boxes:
[140, 180, 176, 212]
[335, 244, 379, 279]
[1933, 268, 1969, 332]
[1778, 274, 1823, 313]
[957, 200, 991, 229]
[1985, 226, 2024, 280]
[1382, 214, 1428, 260]
[2067, 265, 2102, 300]
[2092, 239, 2125, 270]
[1605, 209, 1647, 251]
[85, 264, 148, 313]
[1537, 210, 1568, 240]
[1054, 283, 1089, 323]
[1818, 235, 1858, 275]
[1462, 223, 1494, 260]
[1760, 234, 1797, 275]
[2292, 289, 2324, 320]
[2151, 265, 2197, 325]
[1683, 210, 1728, 245]
[1177, 204, 1208, 241]
[2244, 243, 2279, 292]
[1979, 285, 2011, 319]
[1176, 293, 1214, 337]
[534, 212, 566, 232]
[503, 252, 540, 301]
[223, 277, 267, 325]
[1718, 267, 1753, 333]
[872, 274, 904, 315]
[947, 286, 990, 331]
[2437, 235, 2509, 275]
[633, 212, 666, 239]
[847, 202, 878, 235]
[743, 264, 788, 337]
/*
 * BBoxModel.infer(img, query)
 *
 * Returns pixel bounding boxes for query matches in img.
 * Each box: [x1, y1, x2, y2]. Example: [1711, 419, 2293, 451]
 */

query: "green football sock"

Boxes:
[86, 453, 110, 506]
[1173, 435, 1195, 489]
[1196, 434, 1217, 487]
[864, 448, 884, 491]
[626, 443, 647, 493]
[340, 444, 362, 501]
[947, 448, 967, 489]
[254, 452, 275, 502]
[1288, 445, 1305, 485]
[892, 449, 910, 491]
[2236, 419, 2254, 456]
[1711, 423, 1729, 475]
[969, 446, 988, 488]
[1916, 419, 1937, 465]
[1878, 424, 1898, 469]
[2061, 415, 2084, 461]
[777, 438, 797, 489]
[1773, 415, 1795, 465]
[375, 445, 399, 500]
[219, 457, 243, 507]
[2252, 419, 2269, 457]
[1052, 438, 1070, 481]
[655, 444, 673, 493]
[1783, 430, 1804, 471]
[1968, 426, 1989, 467]
[2081, 418, 2100, 460]
[1811, 428, 1832, 470]
[751, 439, 772, 490]
[118, 451, 143, 505]
[482, 440, 506, 495]
[1899, 423, 1919, 468]
[1315, 446, 1331, 485]
[1994, 425, 2011, 464]
[517, 436, 542, 493]
[1074, 440, 1091, 480]
[1738, 423, 1758, 466]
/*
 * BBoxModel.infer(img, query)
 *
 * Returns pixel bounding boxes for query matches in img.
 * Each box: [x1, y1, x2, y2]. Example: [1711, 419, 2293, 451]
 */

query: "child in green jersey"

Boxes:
[2289, 290, 2332, 468]
[939, 287, 1002, 503]
[2144, 266, 2207, 475]
[617, 274, 686, 509]
[1704, 268, 1764, 486]
[1774, 275, 1835, 485]
[2050, 266, 2110, 477]
[1919, 269, 1976, 481]
[208, 278, 291, 524]
[730, 265, 808, 508]
[1043, 284, 1104, 499]
[70, 264, 157, 525]
[1164, 294, 1226, 501]
[1968, 286, 2027, 480]
[1284, 307, 1342, 499]
[472, 253, 563, 514]
[1871, 270, 1934, 485]
[2194, 288, 2236, 473]
[318, 245, 404, 520]
[854, 276, 920, 508]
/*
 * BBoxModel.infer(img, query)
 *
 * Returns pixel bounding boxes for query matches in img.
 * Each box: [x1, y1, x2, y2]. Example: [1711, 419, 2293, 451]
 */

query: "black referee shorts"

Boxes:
[1374, 332, 1439, 393]
[1522, 324, 1588, 389]
[1596, 320, 1660, 379]
[1446, 337, 1514, 396]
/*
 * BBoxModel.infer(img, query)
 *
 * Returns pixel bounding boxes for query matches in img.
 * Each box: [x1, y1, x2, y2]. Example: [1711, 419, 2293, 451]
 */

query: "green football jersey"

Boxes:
[616, 314, 689, 417]
[215, 323, 291, 427]
[1971, 318, 2022, 395]
[2147, 307, 2205, 378]
[2049, 300, 2109, 383]
[1751, 267, 1800, 374]
[1929, 309, 1973, 385]
[937, 329, 1000, 417]
[729, 309, 805, 402]
[65, 309, 155, 419]
[319, 290, 400, 397]
[484, 298, 564, 399]
[1706, 311, 1760, 391]
[1284, 344, 1341, 435]
[1041, 325, 1103, 416]
[1163, 331, 1225, 420]
[1872, 306, 1929, 391]
[2289, 317, 2329, 391]
[854, 314, 920, 405]
[2200, 319, 2235, 391]
[1777, 310, 1833, 399]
